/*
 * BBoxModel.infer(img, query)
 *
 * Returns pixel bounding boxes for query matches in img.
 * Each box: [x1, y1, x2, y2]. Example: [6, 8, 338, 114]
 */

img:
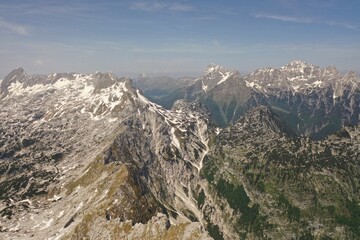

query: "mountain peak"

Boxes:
[4, 67, 27, 81]
[139, 73, 148, 79]
[1, 67, 27, 95]
[205, 63, 229, 75]
[282, 60, 313, 70]
[324, 65, 338, 75]
[234, 106, 295, 138]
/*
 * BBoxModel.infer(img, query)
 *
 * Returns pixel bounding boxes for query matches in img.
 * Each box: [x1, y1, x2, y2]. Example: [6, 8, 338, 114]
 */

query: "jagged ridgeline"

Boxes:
[135, 60, 360, 140]
[0, 63, 359, 240]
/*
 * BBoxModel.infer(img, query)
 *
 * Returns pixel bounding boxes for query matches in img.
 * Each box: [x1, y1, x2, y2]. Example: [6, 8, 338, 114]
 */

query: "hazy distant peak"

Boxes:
[281, 60, 314, 71]
[5, 67, 27, 81]
[324, 65, 338, 75]
[204, 63, 229, 75]
[1, 67, 27, 95]
[139, 73, 148, 79]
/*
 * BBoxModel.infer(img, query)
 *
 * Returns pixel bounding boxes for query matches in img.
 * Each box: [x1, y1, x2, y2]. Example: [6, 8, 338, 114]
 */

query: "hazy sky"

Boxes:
[1, 0, 359, 77]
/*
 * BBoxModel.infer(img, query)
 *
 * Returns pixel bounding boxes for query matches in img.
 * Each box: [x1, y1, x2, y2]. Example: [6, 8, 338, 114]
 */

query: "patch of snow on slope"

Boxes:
[201, 81, 208, 92]
[217, 72, 232, 85]
[215, 127, 221, 135]
[8, 82, 50, 96]
[171, 127, 181, 149]
[245, 81, 262, 90]
[196, 116, 209, 172]
[293, 85, 301, 92]
[174, 184, 204, 227]
[312, 80, 323, 87]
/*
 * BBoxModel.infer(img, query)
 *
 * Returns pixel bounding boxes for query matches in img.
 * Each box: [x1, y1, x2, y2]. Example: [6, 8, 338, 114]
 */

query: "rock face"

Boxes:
[243, 60, 360, 139]
[0, 69, 213, 239]
[201, 106, 360, 239]
[1, 67, 360, 240]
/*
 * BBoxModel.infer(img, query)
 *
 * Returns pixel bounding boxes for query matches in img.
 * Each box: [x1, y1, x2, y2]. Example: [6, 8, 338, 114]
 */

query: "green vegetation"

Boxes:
[216, 179, 250, 211]
[224, 99, 237, 123]
[201, 157, 219, 183]
[336, 199, 360, 236]
[197, 189, 206, 208]
[207, 222, 224, 240]
[320, 236, 333, 240]
[215, 178, 269, 236]
[257, 181, 265, 192]
[299, 230, 315, 240]
[278, 194, 300, 222]
[203, 97, 226, 127]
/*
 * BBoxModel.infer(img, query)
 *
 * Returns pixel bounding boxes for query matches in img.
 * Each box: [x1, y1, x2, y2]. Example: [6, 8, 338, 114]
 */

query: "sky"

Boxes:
[0, 0, 360, 77]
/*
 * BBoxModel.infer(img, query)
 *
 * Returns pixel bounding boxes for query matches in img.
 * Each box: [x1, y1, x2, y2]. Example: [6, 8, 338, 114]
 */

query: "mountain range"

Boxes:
[135, 60, 360, 139]
[0, 61, 359, 239]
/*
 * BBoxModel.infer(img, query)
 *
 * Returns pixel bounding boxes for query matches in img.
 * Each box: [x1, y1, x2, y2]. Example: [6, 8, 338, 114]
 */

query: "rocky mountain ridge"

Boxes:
[1, 66, 360, 239]
[201, 105, 360, 239]
[136, 61, 360, 139]
[245, 60, 359, 95]
[0, 68, 215, 239]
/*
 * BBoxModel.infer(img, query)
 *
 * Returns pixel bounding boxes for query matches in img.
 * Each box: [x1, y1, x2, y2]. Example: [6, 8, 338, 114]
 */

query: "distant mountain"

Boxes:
[241, 60, 360, 139]
[137, 61, 360, 139]
[134, 74, 195, 109]
[133, 64, 240, 110]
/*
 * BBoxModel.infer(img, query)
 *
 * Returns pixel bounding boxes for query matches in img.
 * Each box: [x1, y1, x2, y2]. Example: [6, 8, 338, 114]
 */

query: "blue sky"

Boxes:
[0, 0, 359, 77]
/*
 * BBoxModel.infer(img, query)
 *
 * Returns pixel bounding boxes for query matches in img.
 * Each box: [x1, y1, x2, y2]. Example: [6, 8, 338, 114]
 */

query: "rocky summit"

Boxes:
[1, 62, 360, 240]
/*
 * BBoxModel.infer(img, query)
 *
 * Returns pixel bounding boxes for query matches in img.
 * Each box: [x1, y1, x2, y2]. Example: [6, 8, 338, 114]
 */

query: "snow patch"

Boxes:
[76, 201, 84, 212]
[215, 127, 221, 135]
[312, 80, 323, 87]
[171, 127, 181, 149]
[195, 117, 209, 172]
[57, 210, 64, 218]
[217, 72, 232, 85]
[8, 223, 20, 232]
[47, 195, 62, 202]
[201, 81, 208, 92]
[245, 81, 262, 90]
[108, 118, 118, 123]
[40, 218, 53, 230]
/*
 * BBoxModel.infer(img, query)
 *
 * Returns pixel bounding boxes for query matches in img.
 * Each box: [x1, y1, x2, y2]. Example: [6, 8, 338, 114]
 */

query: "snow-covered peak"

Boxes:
[205, 63, 229, 75]
[242, 61, 360, 95]
[1, 69, 124, 97]
[324, 66, 338, 75]
[139, 73, 147, 78]
[281, 60, 314, 73]
[285, 60, 308, 67]
[1, 69, 141, 123]
[201, 63, 238, 88]
[251, 67, 278, 76]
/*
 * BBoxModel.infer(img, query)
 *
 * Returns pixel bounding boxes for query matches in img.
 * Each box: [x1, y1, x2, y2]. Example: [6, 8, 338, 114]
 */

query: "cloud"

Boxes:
[254, 13, 358, 29]
[0, 18, 28, 35]
[130, 1, 193, 12]
[168, 3, 193, 12]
